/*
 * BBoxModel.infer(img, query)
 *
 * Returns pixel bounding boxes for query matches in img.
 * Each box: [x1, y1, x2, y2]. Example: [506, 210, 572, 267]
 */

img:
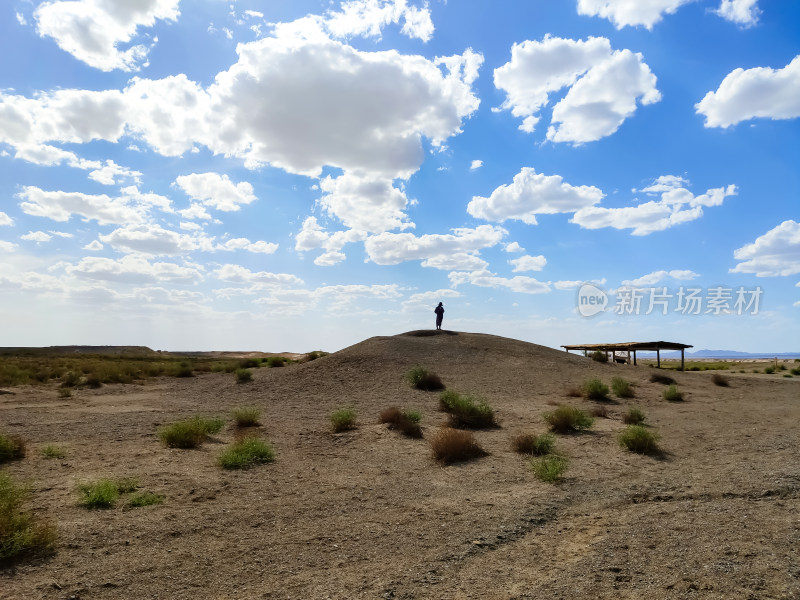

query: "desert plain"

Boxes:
[1, 330, 799, 599]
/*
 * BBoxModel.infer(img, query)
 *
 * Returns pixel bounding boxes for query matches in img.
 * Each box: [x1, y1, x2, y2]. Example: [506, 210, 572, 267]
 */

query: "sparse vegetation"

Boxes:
[649, 372, 676, 385]
[331, 408, 357, 432]
[512, 433, 554, 456]
[77, 479, 120, 509]
[0, 473, 57, 564]
[41, 445, 66, 459]
[622, 407, 646, 425]
[306, 351, 328, 361]
[619, 425, 661, 454]
[764, 366, 775, 374]
[265, 357, 286, 368]
[791, 367, 800, 376]
[405, 366, 445, 391]
[125, 491, 165, 509]
[379, 407, 423, 438]
[711, 373, 730, 387]
[543, 406, 594, 434]
[663, 384, 684, 402]
[158, 416, 225, 449]
[430, 427, 487, 464]
[590, 350, 608, 363]
[611, 376, 635, 398]
[582, 378, 610, 401]
[565, 385, 582, 397]
[438, 390, 496, 428]
[0, 434, 26, 463]
[58, 387, 72, 398]
[218, 437, 275, 470]
[235, 368, 253, 383]
[589, 404, 609, 418]
[232, 407, 261, 427]
[531, 454, 568, 483]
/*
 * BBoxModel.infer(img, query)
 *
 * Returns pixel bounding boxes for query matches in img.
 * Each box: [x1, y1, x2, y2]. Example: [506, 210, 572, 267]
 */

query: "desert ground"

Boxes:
[1, 331, 799, 599]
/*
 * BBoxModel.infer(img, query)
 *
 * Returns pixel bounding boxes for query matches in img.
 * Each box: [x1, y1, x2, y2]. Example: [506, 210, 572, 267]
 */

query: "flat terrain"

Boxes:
[1, 331, 798, 599]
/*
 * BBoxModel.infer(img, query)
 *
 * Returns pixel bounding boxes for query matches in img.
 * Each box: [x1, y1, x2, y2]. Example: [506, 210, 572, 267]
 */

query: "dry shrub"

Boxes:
[0, 435, 26, 464]
[565, 386, 582, 398]
[512, 433, 554, 456]
[622, 407, 646, 425]
[711, 373, 730, 387]
[649, 372, 675, 385]
[543, 406, 594, 434]
[1, 473, 57, 564]
[589, 404, 609, 418]
[379, 406, 422, 438]
[430, 427, 487, 464]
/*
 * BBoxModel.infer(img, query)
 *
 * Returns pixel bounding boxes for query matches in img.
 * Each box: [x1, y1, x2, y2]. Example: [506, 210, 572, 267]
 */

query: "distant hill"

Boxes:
[0, 345, 159, 356]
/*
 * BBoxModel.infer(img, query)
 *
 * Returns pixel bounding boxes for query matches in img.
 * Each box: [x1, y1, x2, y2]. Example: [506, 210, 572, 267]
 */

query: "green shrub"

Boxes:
[663, 384, 684, 402]
[583, 378, 611, 401]
[590, 350, 608, 363]
[235, 368, 253, 384]
[158, 416, 224, 448]
[232, 407, 261, 427]
[764, 366, 775, 374]
[622, 407, 646, 425]
[175, 364, 194, 378]
[430, 427, 487, 464]
[330, 408, 357, 432]
[790, 368, 800, 376]
[649, 372, 675, 385]
[60, 371, 81, 388]
[403, 408, 422, 423]
[58, 387, 73, 398]
[611, 377, 635, 398]
[512, 433, 554, 456]
[125, 491, 165, 509]
[77, 479, 119, 509]
[438, 391, 496, 429]
[41, 445, 66, 459]
[778, 364, 787, 371]
[543, 406, 594, 434]
[306, 351, 328, 361]
[265, 357, 286, 368]
[405, 366, 445, 391]
[0, 435, 26, 463]
[238, 358, 261, 369]
[115, 477, 139, 494]
[218, 437, 275, 469]
[379, 407, 423, 439]
[619, 425, 661, 454]
[711, 373, 730, 387]
[84, 375, 102, 389]
[0, 473, 57, 563]
[531, 454, 568, 483]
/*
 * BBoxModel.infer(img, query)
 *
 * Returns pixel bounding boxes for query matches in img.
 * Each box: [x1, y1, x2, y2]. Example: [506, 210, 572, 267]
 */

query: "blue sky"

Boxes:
[0, 0, 798, 353]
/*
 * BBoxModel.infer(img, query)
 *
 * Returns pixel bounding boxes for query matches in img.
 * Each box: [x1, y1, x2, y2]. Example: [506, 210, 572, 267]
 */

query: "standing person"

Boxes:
[434, 302, 444, 330]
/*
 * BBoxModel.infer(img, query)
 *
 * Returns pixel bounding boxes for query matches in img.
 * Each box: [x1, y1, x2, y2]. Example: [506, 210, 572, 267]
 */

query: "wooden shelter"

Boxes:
[561, 341, 693, 369]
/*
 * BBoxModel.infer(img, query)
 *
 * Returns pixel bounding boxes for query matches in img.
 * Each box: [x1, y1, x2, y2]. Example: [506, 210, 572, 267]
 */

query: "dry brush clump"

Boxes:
[379, 406, 423, 439]
[0, 473, 57, 565]
[438, 390, 497, 429]
[158, 416, 225, 449]
[582, 378, 611, 402]
[622, 407, 646, 425]
[543, 406, 594, 434]
[232, 407, 261, 428]
[0, 434, 26, 464]
[430, 427, 487, 464]
[711, 373, 730, 387]
[511, 433, 554, 456]
[405, 366, 445, 391]
[611, 376, 635, 398]
[649, 372, 676, 385]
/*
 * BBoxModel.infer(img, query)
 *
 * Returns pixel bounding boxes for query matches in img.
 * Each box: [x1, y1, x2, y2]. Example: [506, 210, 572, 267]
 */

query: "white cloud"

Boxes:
[295, 217, 368, 266]
[637, 174, 689, 194]
[730, 220, 800, 277]
[83, 240, 104, 251]
[324, 0, 434, 42]
[213, 264, 304, 287]
[0, 241, 17, 252]
[715, 0, 760, 27]
[576, 0, 692, 29]
[401, 288, 462, 311]
[510, 255, 547, 272]
[468, 167, 603, 224]
[449, 269, 551, 294]
[34, 0, 181, 72]
[696, 56, 800, 128]
[470, 160, 483, 170]
[21, 231, 53, 243]
[504, 242, 525, 253]
[88, 161, 142, 185]
[66, 255, 204, 284]
[17, 186, 149, 225]
[220, 238, 279, 254]
[174, 172, 257, 212]
[494, 36, 660, 143]
[99, 224, 214, 256]
[319, 172, 413, 233]
[48, 231, 73, 239]
[364, 225, 506, 269]
[0, 212, 12, 226]
[621, 269, 700, 287]
[179, 204, 212, 221]
[571, 181, 736, 235]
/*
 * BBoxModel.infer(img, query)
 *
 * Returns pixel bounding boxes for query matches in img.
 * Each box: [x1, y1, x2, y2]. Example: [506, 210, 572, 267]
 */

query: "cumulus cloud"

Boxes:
[494, 35, 660, 143]
[364, 225, 506, 269]
[99, 224, 214, 256]
[449, 269, 551, 294]
[576, 0, 692, 29]
[510, 254, 547, 272]
[219, 238, 279, 254]
[0, 241, 17, 252]
[21, 231, 53, 243]
[401, 288, 461, 311]
[34, 0, 181, 71]
[88, 161, 142, 185]
[715, 0, 760, 27]
[17, 186, 147, 225]
[571, 179, 736, 235]
[696, 56, 800, 128]
[730, 220, 800, 277]
[83, 240, 104, 251]
[174, 173, 257, 212]
[319, 172, 413, 232]
[470, 160, 483, 170]
[504, 242, 525, 253]
[0, 212, 12, 226]
[295, 217, 368, 266]
[66, 255, 204, 284]
[213, 264, 304, 287]
[469, 167, 603, 224]
[324, 0, 434, 42]
[621, 269, 700, 287]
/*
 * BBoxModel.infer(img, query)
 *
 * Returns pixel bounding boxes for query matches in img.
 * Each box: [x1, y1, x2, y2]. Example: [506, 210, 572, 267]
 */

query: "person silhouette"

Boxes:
[434, 302, 444, 330]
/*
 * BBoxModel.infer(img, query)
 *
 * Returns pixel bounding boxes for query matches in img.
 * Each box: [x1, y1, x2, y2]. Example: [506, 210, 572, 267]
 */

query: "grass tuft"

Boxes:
[0, 434, 26, 463]
[41, 445, 67, 459]
[330, 408, 357, 433]
[379, 406, 423, 438]
[530, 454, 568, 483]
[125, 491, 165, 509]
[589, 404, 609, 418]
[218, 437, 276, 470]
[711, 373, 730, 387]
[77, 479, 120, 509]
[622, 407, 646, 425]
[235, 368, 253, 384]
[649, 372, 676, 385]
[618, 425, 661, 454]
[611, 376, 635, 398]
[543, 406, 594, 434]
[232, 407, 261, 428]
[430, 427, 487, 464]
[512, 433, 555, 456]
[0, 473, 57, 564]
[438, 390, 496, 429]
[663, 384, 684, 402]
[405, 366, 445, 391]
[582, 378, 610, 401]
[158, 416, 224, 449]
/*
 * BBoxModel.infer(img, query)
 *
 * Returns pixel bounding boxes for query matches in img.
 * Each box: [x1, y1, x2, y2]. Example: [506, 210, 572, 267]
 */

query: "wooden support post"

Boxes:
[657, 349, 661, 368]
[681, 348, 685, 371]
[633, 350, 637, 366]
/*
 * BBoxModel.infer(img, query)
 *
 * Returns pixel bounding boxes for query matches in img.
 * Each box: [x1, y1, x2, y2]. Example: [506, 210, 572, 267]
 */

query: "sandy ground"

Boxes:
[1, 331, 798, 599]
